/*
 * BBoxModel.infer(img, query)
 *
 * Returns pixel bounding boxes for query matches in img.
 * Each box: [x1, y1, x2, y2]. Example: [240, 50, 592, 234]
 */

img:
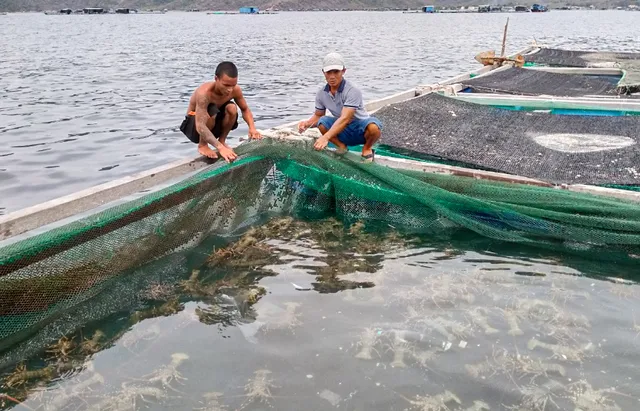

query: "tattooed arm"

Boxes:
[194, 92, 221, 149]
[194, 92, 237, 162]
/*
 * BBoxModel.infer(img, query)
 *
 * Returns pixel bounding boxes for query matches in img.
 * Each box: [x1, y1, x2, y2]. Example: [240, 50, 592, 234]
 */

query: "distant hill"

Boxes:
[0, 0, 635, 12]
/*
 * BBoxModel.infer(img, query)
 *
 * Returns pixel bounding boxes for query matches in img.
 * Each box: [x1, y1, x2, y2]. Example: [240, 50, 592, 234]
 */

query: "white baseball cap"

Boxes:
[322, 52, 345, 72]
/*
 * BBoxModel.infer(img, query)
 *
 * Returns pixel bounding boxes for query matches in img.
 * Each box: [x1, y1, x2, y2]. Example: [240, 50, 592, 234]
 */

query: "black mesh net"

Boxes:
[526, 47, 640, 67]
[461, 67, 631, 97]
[374, 93, 640, 186]
[525, 47, 640, 94]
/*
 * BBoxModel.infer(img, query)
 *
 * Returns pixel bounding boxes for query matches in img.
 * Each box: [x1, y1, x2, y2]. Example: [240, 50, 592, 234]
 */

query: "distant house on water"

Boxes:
[531, 3, 549, 12]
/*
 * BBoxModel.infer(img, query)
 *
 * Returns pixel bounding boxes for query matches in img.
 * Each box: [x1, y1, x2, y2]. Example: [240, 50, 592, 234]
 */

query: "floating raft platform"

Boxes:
[370, 45, 640, 188]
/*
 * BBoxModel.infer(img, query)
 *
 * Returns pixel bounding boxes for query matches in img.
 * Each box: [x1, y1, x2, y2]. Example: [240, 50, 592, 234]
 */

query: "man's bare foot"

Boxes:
[198, 144, 218, 159]
[332, 140, 348, 154]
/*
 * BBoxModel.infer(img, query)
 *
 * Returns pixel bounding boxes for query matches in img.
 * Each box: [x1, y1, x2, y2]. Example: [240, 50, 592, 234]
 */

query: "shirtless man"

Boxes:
[180, 61, 261, 163]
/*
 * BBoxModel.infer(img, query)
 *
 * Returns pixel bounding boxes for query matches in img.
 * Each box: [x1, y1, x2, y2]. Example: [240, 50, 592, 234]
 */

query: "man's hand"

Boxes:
[218, 145, 238, 163]
[298, 120, 311, 134]
[248, 128, 262, 140]
[313, 137, 329, 151]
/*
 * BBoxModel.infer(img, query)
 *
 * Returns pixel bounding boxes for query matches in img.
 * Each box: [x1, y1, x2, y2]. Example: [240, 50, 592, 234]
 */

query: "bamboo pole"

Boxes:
[501, 17, 509, 57]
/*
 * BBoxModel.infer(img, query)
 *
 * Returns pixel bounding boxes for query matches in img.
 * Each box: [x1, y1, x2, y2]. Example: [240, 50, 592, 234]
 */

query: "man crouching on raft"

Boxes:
[298, 52, 382, 162]
[180, 61, 261, 163]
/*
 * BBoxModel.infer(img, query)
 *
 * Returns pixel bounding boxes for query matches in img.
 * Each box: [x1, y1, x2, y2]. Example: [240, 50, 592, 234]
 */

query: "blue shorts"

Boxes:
[317, 116, 382, 146]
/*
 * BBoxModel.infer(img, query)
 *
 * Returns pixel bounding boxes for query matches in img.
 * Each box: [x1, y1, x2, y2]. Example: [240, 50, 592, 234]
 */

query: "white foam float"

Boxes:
[530, 133, 635, 153]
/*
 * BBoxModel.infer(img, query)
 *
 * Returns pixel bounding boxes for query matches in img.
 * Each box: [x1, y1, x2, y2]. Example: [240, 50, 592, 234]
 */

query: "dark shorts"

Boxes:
[180, 101, 239, 144]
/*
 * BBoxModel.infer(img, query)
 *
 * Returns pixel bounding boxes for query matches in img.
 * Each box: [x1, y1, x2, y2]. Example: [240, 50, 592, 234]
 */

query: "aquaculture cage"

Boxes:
[523, 47, 640, 94]
[0, 122, 640, 409]
[4, 41, 640, 409]
[459, 67, 633, 98]
[373, 92, 640, 187]
[1, 137, 640, 366]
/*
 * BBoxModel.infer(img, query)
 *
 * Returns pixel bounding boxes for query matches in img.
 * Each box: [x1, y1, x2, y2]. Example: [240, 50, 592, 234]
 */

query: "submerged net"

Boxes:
[375, 93, 640, 186]
[525, 47, 640, 94]
[3, 216, 640, 411]
[1, 138, 640, 362]
[461, 67, 631, 97]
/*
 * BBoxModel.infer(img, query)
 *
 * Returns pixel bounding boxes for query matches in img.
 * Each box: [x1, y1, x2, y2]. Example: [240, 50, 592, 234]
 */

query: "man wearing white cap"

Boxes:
[298, 52, 382, 162]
